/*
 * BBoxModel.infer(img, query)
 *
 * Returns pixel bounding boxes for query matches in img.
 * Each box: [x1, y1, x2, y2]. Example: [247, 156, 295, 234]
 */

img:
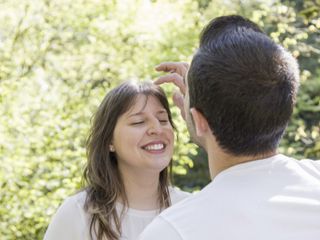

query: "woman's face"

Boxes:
[112, 94, 174, 174]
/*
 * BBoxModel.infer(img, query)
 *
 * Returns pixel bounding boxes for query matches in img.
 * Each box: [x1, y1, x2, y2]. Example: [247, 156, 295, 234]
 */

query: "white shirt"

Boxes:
[139, 154, 320, 240]
[44, 187, 190, 240]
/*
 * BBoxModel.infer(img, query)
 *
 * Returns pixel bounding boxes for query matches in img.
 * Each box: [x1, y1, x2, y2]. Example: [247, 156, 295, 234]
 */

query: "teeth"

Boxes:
[144, 144, 164, 151]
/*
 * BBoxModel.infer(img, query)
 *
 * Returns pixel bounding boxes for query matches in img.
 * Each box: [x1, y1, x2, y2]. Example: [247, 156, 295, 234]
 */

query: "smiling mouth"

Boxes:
[142, 143, 166, 151]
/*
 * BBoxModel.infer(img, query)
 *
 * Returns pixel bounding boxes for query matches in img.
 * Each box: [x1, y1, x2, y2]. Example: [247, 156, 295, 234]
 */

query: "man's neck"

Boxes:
[207, 142, 276, 179]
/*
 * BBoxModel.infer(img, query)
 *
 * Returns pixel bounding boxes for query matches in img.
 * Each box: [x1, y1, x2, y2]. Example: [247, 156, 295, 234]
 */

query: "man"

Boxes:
[139, 15, 320, 240]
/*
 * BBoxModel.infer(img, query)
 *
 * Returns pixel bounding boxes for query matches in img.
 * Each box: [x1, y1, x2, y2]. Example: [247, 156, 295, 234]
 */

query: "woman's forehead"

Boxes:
[124, 94, 165, 116]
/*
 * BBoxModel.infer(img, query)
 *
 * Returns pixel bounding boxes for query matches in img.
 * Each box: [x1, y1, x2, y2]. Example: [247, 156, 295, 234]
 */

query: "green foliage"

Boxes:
[0, 1, 200, 239]
[0, 0, 319, 239]
[257, 0, 320, 159]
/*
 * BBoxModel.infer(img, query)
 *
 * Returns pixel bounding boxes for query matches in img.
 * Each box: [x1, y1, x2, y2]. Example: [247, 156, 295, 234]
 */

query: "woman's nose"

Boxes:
[147, 120, 163, 135]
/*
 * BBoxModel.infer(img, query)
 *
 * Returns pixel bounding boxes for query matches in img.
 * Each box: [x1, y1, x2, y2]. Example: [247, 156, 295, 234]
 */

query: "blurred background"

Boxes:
[0, 0, 319, 239]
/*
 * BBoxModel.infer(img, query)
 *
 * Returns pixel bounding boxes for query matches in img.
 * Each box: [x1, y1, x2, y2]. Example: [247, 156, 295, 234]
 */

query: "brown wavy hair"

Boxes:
[83, 80, 174, 240]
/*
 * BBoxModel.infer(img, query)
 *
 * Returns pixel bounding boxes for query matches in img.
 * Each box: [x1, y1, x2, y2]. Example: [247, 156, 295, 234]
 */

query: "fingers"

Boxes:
[155, 62, 189, 78]
[155, 62, 188, 122]
[154, 73, 186, 96]
[182, 62, 189, 68]
[173, 91, 186, 120]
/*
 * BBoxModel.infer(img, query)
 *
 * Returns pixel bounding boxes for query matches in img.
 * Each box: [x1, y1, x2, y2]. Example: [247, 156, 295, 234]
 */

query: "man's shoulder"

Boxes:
[299, 158, 320, 169]
[169, 186, 192, 204]
[140, 185, 218, 240]
[296, 158, 320, 179]
[139, 215, 183, 240]
[280, 154, 320, 174]
[161, 183, 216, 220]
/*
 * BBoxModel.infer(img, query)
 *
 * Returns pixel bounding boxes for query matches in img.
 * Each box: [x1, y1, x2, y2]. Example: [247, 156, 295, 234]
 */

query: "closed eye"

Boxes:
[131, 121, 144, 125]
[159, 119, 169, 124]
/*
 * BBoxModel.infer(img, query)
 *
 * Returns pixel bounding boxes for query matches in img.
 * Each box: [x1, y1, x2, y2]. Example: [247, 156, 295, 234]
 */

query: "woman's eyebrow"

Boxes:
[157, 110, 168, 115]
[127, 112, 143, 118]
[127, 109, 167, 118]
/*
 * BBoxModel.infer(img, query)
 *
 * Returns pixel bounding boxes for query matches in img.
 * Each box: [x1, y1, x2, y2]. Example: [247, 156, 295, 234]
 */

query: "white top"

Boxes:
[139, 154, 320, 240]
[44, 187, 190, 240]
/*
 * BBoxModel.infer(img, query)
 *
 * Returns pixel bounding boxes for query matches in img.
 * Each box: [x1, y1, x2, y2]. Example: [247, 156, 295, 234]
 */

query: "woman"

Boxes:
[44, 80, 190, 240]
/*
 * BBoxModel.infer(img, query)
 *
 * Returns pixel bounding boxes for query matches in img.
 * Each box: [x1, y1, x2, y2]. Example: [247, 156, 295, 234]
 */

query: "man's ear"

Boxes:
[190, 108, 210, 137]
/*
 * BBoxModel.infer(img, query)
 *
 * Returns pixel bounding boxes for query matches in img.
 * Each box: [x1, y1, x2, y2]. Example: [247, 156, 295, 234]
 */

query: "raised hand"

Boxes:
[155, 62, 189, 120]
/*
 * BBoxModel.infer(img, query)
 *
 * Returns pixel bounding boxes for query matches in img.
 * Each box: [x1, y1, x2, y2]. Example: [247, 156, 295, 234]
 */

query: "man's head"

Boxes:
[187, 15, 299, 156]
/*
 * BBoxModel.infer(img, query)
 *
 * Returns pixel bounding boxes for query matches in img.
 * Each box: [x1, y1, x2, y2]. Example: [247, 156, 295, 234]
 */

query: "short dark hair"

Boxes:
[187, 15, 299, 156]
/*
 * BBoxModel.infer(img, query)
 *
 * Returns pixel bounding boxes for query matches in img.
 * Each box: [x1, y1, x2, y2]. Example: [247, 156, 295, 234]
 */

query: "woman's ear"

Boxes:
[109, 144, 115, 152]
[190, 108, 210, 137]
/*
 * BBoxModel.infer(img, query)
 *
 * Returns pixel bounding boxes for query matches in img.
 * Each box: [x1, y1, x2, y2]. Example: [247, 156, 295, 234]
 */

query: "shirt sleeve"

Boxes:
[139, 216, 183, 240]
[43, 196, 87, 240]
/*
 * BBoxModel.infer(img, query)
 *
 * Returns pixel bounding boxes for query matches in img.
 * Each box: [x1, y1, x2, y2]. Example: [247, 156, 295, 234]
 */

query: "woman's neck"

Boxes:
[118, 167, 160, 210]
